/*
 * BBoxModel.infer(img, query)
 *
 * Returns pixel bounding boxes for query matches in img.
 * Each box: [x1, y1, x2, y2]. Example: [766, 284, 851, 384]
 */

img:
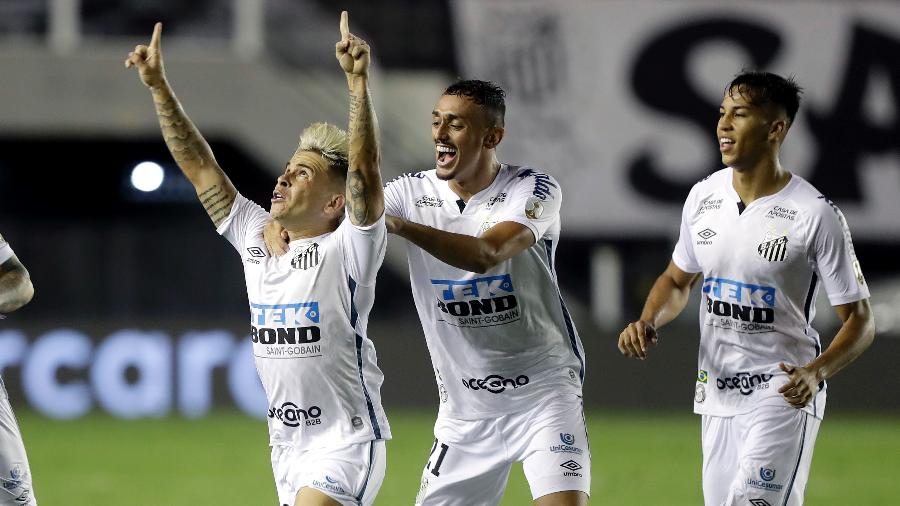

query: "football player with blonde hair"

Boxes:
[127, 11, 390, 506]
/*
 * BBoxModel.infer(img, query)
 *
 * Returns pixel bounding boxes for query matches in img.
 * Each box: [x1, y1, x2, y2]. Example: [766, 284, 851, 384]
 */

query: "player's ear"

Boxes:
[327, 193, 345, 215]
[768, 119, 787, 142]
[483, 126, 505, 149]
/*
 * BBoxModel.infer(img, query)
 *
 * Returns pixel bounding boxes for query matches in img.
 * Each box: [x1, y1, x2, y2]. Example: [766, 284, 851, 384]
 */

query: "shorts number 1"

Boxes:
[426, 438, 450, 477]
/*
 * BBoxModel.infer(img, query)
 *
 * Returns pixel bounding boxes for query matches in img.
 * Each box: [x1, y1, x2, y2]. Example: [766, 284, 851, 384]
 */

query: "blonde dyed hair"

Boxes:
[294, 122, 350, 179]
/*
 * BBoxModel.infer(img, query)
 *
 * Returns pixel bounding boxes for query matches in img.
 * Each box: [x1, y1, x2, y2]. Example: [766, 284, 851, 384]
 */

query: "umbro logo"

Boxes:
[698, 228, 716, 240]
[749, 500, 772, 506]
[247, 246, 266, 258]
[560, 460, 582, 471]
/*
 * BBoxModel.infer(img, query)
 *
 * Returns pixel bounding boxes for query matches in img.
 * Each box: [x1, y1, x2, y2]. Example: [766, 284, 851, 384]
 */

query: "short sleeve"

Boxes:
[216, 193, 271, 254]
[672, 189, 702, 273]
[0, 234, 13, 264]
[383, 176, 407, 219]
[335, 214, 387, 286]
[811, 200, 870, 305]
[492, 168, 561, 242]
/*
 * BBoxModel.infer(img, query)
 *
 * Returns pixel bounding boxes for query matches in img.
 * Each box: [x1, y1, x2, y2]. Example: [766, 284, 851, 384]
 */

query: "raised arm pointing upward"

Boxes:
[127, 14, 392, 506]
[336, 10, 383, 226]
[125, 23, 236, 227]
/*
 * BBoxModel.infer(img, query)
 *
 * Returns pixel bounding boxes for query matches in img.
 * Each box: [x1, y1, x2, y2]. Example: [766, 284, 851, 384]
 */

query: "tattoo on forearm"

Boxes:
[347, 171, 369, 224]
[199, 184, 235, 225]
[347, 87, 380, 225]
[152, 87, 213, 167]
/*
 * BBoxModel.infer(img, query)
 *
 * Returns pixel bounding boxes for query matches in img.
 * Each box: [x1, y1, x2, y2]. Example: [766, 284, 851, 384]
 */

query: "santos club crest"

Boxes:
[757, 233, 788, 262]
[291, 243, 321, 270]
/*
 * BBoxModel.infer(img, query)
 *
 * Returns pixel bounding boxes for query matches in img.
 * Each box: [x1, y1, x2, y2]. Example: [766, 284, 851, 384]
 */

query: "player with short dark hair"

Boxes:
[382, 79, 589, 505]
[619, 71, 875, 506]
[0, 233, 37, 505]
[127, 12, 391, 506]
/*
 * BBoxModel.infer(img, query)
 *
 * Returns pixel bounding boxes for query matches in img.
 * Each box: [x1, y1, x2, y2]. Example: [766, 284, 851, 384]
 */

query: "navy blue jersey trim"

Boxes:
[803, 273, 818, 328]
[782, 413, 809, 506]
[803, 272, 825, 393]
[544, 239, 585, 382]
[356, 441, 376, 503]
[348, 276, 382, 440]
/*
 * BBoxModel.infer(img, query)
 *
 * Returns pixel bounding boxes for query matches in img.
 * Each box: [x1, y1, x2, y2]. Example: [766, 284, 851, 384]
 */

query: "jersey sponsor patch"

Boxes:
[716, 372, 773, 396]
[431, 274, 520, 328]
[250, 302, 323, 359]
[461, 373, 529, 393]
[525, 196, 544, 219]
[702, 277, 777, 334]
[747, 466, 784, 492]
[765, 205, 797, 221]
[415, 195, 444, 207]
[694, 384, 706, 403]
[267, 401, 322, 428]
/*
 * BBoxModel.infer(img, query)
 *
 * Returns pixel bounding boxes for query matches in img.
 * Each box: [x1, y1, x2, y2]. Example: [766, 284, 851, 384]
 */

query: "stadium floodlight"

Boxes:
[130, 161, 165, 192]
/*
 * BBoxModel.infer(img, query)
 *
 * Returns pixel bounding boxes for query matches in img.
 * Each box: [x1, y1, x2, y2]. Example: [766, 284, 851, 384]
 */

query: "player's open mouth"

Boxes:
[272, 191, 286, 202]
[436, 144, 457, 167]
[719, 137, 735, 152]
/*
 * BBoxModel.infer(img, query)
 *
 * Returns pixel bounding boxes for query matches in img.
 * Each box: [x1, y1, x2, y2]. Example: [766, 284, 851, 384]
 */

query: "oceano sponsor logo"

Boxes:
[716, 372, 774, 396]
[462, 374, 529, 394]
[267, 402, 322, 427]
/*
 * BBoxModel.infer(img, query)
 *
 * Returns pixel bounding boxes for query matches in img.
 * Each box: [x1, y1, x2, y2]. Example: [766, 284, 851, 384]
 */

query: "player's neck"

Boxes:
[284, 220, 337, 242]
[449, 157, 501, 202]
[731, 157, 791, 206]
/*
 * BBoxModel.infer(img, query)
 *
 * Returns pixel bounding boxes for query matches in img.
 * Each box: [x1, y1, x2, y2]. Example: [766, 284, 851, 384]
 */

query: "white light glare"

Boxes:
[131, 161, 165, 192]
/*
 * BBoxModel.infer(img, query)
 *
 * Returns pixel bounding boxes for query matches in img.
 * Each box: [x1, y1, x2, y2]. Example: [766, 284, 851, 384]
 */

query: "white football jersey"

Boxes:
[384, 165, 585, 419]
[673, 168, 869, 418]
[218, 194, 391, 450]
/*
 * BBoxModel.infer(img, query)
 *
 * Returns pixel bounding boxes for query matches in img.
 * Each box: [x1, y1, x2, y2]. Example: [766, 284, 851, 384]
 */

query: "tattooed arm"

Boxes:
[336, 11, 383, 226]
[125, 23, 236, 227]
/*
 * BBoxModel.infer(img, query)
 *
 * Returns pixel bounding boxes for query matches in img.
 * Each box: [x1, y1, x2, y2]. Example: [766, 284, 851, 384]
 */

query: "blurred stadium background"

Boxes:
[0, 0, 898, 504]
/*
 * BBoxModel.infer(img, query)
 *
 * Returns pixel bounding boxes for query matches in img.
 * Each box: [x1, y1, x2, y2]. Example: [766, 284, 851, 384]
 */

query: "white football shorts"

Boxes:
[415, 394, 590, 506]
[701, 404, 821, 506]
[270, 440, 385, 506]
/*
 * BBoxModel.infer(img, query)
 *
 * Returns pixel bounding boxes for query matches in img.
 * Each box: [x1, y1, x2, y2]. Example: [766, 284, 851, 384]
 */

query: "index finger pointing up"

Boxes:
[340, 11, 350, 40]
[150, 22, 162, 50]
